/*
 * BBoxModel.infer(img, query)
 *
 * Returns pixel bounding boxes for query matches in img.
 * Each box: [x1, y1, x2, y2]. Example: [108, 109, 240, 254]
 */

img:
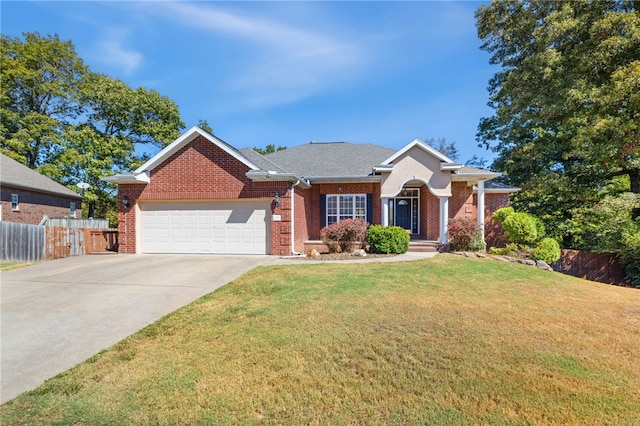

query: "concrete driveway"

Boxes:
[1, 254, 284, 403]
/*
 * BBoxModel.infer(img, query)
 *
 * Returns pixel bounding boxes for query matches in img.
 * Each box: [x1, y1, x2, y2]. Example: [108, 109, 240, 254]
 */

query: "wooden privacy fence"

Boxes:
[1, 221, 118, 262]
[553, 249, 630, 286]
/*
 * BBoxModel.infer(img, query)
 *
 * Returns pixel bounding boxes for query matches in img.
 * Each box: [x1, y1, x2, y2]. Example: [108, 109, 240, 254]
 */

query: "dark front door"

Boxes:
[395, 199, 412, 231]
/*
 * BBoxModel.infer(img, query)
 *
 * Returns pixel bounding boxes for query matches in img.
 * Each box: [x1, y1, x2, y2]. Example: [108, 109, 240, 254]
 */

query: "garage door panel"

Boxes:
[141, 202, 269, 254]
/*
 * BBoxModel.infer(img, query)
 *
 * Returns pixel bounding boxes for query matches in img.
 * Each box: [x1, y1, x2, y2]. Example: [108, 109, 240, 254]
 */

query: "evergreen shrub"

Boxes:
[530, 238, 561, 264]
[492, 207, 515, 223]
[502, 212, 544, 245]
[367, 225, 410, 254]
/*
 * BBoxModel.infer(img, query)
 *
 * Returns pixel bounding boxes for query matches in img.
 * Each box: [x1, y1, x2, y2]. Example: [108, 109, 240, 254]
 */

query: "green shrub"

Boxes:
[367, 225, 410, 254]
[502, 212, 543, 245]
[531, 238, 561, 264]
[492, 206, 515, 223]
[320, 219, 368, 253]
[448, 217, 484, 251]
[533, 215, 546, 240]
[620, 225, 640, 287]
[488, 243, 519, 256]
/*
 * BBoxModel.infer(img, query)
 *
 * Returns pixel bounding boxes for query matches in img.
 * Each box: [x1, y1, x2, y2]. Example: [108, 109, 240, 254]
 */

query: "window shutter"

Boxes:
[366, 194, 373, 224]
[320, 194, 326, 228]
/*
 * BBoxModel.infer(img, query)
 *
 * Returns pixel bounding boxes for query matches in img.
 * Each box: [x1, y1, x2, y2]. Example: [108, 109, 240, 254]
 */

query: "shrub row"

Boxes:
[320, 220, 410, 254]
[490, 207, 561, 263]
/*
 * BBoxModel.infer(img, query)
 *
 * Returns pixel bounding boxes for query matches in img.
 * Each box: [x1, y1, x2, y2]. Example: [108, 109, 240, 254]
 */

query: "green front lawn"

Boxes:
[2, 255, 639, 425]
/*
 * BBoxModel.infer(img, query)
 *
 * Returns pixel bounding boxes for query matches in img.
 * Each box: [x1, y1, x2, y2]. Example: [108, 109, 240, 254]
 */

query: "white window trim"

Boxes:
[11, 194, 19, 211]
[70, 202, 76, 218]
[326, 194, 367, 226]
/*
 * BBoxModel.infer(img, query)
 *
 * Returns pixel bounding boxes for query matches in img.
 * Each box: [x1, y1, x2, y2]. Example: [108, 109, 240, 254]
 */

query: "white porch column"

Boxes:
[381, 197, 389, 227]
[477, 180, 486, 239]
[439, 196, 449, 244]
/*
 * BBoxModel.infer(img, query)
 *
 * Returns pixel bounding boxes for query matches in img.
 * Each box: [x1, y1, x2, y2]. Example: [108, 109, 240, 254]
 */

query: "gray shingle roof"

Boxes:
[238, 148, 287, 173]
[0, 153, 82, 199]
[262, 142, 396, 177]
[456, 166, 500, 176]
[484, 180, 518, 190]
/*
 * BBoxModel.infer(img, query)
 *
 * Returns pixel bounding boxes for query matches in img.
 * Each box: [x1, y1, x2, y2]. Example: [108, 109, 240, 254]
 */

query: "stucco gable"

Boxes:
[380, 138, 456, 166]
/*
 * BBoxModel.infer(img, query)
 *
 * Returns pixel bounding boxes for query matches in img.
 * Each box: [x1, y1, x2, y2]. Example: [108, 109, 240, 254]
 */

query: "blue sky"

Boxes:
[2, 1, 496, 164]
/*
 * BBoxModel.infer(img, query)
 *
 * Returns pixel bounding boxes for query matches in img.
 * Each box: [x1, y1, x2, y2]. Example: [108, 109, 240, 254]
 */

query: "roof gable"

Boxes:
[0, 153, 82, 199]
[380, 138, 455, 166]
[134, 126, 259, 174]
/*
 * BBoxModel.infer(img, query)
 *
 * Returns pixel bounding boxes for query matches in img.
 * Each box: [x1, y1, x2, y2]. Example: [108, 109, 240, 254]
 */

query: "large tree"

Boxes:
[476, 0, 640, 243]
[1, 33, 85, 168]
[1, 32, 184, 223]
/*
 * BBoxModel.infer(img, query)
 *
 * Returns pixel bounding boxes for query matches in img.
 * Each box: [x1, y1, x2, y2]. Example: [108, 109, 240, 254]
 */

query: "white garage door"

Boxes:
[140, 201, 269, 254]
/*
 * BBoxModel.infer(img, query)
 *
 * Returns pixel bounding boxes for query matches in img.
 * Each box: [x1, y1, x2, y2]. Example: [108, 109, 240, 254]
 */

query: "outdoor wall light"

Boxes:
[123, 194, 131, 209]
[274, 192, 280, 208]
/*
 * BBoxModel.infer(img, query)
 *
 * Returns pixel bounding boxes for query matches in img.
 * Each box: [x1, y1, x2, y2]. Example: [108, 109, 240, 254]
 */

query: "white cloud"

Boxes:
[95, 29, 143, 76]
[150, 2, 367, 109]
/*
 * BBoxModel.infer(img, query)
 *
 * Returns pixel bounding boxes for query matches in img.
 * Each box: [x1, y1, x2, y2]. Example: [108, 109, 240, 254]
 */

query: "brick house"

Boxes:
[1, 153, 83, 224]
[104, 127, 517, 255]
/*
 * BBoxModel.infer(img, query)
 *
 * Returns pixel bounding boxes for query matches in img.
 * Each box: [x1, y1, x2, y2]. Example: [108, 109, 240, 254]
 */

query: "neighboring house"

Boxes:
[103, 126, 517, 255]
[1, 153, 83, 224]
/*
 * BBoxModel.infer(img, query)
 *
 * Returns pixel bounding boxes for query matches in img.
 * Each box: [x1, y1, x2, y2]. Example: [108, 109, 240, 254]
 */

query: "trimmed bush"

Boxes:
[320, 219, 368, 253]
[492, 206, 515, 223]
[620, 226, 640, 286]
[502, 212, 543, 245]
[531, 238, 561, 264]
[448, 217, 484, 251]
[367, 225, 410, 254]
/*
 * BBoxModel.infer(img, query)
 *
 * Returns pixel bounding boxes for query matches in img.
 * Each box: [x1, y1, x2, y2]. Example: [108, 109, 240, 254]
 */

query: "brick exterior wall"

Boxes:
[422, 187, 439, 240]
[485, 193, 511, 247]
[117, 134, 512, 254]
[445, 183, 512, 246]
[420, 182, 511, 243]
[118, 135, 294, 255]
[305, 182, 381, 240]
[1, 186, 81, 225]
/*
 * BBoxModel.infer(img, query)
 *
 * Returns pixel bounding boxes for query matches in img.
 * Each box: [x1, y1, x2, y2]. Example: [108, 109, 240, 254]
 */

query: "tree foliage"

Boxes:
[1, 33, 85, 168]
[253, 144, 286, 155]
[476, 1, 640, 247]
[1, 32, 185, 222]
[425, 137, 459, 162]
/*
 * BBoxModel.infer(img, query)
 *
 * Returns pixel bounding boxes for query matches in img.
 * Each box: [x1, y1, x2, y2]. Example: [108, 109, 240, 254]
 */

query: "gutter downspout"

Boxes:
[290, 180, 303, 255]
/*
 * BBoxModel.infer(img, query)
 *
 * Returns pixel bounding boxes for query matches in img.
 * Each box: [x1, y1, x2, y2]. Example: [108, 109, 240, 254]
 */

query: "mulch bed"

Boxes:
[296, 252, 397, 261]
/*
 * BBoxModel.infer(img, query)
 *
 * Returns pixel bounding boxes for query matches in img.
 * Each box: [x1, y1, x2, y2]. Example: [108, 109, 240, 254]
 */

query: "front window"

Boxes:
[11, 194, 19, 211]
[70, 202, 76, 218]
[327, 194, 366, 225]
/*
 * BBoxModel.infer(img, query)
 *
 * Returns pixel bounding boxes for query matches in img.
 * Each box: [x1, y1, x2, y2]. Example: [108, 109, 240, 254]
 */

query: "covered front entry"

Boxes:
[139, 200, 270, 254]
[390, 188, 420, 235]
